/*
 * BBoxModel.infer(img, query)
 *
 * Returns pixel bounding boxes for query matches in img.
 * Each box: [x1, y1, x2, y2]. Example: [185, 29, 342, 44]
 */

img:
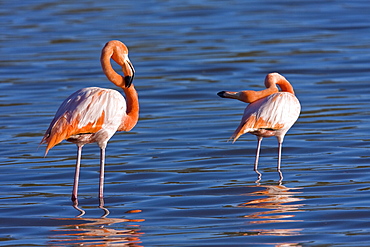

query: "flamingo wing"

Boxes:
[231, 92, 300, 142]
[41, 87, 126, 155]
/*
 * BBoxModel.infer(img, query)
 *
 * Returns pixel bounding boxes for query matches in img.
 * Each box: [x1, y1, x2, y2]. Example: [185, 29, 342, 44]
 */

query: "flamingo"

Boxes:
[217, 72, 300, 174]
[41, 40, 139, 202]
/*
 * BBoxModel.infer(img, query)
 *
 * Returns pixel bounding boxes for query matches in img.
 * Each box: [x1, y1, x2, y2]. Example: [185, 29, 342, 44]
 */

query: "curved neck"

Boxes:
[277, 81, 294, 94]
[119, 85, 139, 131]
[265, 73, 295, 94]
[101, 48, 125, 87]
[230, 73, 295, 103]
[100, 41, 139, 131]
[219, 73, 295, 104]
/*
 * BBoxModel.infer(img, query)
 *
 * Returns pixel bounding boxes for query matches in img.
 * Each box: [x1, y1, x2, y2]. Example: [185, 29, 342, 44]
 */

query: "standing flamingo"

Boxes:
[41, 40, 139, 202]
[217, 72, 300, 174]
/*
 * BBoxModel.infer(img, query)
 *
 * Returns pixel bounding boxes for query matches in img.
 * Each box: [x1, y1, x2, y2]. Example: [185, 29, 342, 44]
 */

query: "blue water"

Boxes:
[1, 0, 370, 246]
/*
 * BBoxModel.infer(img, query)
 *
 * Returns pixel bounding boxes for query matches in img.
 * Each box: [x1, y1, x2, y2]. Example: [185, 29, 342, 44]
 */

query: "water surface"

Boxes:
[1, 0, 370, 246]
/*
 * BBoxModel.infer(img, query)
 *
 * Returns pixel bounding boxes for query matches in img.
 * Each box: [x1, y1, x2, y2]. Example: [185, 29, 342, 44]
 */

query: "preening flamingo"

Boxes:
[41, 40, 139, 202]
[217, 72, 300, 173]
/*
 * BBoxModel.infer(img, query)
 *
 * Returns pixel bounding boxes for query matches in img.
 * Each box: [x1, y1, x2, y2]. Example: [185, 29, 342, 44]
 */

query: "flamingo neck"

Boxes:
[265, 73, 295, 94]
[276, 80, 295, 94]
[119, 85, 139, 131]
[219, 73, 295, 104]
[235, 73, 295, 103]
[100, 42, 139, 131]
[101, 44, 125, 88]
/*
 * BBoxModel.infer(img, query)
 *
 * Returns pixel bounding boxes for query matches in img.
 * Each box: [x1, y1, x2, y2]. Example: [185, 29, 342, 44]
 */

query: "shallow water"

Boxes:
[1, 0, 370, 246]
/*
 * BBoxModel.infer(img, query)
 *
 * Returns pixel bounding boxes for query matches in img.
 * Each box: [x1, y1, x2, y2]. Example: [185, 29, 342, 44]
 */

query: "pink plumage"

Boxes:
[41, 40, 138, 202]
[42, 87, 127, 155]
[218, 72, 301, 175]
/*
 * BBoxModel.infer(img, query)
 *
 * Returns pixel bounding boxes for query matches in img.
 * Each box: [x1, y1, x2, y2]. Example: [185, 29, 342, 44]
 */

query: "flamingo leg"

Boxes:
[254, 136, 263, 172]
[99, 148, 106, 199]
[277, 141, 282, 171]
[72, 144, 83, 202]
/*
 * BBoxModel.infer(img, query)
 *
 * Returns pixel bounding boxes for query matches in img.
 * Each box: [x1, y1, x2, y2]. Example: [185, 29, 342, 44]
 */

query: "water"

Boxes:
[1, 0, 370, 246]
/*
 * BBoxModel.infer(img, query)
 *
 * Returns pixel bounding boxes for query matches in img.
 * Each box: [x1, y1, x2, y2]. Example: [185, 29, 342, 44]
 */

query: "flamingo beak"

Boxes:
[217, 91, 241, 100]
[217, 91, 227, 98]
[123, 59, 135, 88]
[125, 75, 133, 88]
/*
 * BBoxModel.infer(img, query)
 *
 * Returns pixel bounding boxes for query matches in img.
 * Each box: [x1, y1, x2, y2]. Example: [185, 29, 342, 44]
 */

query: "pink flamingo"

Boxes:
[41, 40, 139, 202]
[217, 73, 300, 174]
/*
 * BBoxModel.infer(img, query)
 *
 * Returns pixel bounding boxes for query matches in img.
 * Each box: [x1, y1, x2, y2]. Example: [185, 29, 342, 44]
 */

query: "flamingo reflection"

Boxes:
[254, 167, 284, 184]
[49, 209, 144, 246]
[238, 182, 304, 236]
[72, 195, 111, 218]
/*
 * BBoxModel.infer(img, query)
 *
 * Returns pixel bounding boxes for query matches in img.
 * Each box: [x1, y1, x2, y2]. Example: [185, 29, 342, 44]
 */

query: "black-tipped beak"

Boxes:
[124, 60, 135, 88]
[217, 91, 226, 98]
[125, 76, 133, 88]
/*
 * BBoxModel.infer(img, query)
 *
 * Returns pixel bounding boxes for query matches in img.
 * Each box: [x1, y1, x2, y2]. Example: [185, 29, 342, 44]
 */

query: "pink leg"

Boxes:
[71, 145, 83, 202]
[277, 141, 282, 171]
[254, 136, 263, 172]
[99, 148, 106, 199]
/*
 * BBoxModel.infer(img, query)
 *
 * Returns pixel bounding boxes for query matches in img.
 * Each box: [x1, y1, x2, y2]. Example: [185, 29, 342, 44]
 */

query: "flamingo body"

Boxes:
[232, 92, 300, 143]
[41, 40, 138, 202]
[217, 72, 300, 174]
[42, 87, 127, 154]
